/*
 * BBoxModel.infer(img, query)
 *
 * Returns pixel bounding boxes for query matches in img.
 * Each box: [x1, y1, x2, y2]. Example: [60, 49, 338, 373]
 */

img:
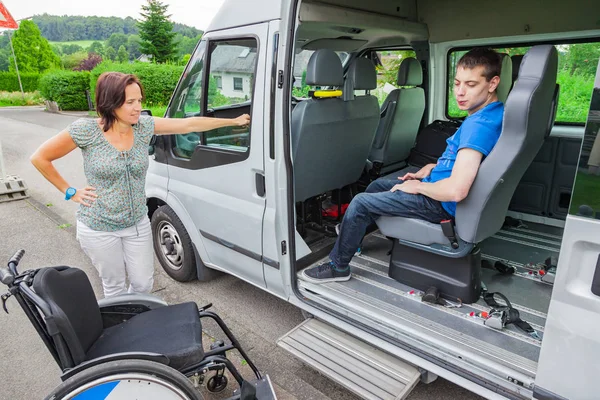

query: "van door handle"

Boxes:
[255, 173, 266, 197]
[591, 254, 600, 296]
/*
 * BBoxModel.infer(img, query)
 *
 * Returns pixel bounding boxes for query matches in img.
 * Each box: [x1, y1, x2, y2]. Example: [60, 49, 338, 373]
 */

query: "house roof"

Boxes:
[211, 46, 257, 74]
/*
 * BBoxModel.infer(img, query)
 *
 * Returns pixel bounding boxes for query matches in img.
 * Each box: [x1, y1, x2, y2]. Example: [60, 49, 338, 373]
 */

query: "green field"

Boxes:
[50, 40, 97, 48]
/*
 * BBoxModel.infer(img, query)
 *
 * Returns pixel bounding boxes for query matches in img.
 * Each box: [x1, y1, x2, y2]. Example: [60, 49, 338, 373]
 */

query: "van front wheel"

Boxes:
[151, 205, 197, 282]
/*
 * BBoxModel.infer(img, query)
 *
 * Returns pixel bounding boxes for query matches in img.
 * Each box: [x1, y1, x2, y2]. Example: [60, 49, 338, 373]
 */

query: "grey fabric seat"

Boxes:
[369, 58, 425, 174]
[376, 45, 559, 257]
[291, 51, 379, 202]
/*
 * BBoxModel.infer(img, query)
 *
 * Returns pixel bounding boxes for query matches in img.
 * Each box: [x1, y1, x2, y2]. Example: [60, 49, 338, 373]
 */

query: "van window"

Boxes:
[369, 49, 416, 105]
[168, 38, 257, 158]
[570, 78, 600, 217]
[447, 42, 600, 124]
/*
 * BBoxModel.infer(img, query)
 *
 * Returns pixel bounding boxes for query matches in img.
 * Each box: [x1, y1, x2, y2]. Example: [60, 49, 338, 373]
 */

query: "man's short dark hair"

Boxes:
[457, 48, 502, 81]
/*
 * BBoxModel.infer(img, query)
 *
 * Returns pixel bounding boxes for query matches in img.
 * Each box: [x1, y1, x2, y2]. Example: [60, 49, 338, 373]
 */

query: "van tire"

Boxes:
[151, 205, 197, 282]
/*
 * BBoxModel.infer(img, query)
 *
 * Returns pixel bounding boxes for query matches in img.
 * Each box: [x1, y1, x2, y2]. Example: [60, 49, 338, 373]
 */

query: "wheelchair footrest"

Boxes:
[277, 318, 420, 400]
[232, 375, 278, 400]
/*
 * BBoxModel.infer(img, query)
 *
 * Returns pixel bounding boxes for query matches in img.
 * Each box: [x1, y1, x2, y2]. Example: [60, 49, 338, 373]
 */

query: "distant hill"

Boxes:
[32, 14, 203, 42]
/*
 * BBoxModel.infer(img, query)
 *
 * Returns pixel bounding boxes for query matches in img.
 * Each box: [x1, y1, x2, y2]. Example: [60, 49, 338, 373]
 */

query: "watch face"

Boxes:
[67, 188, 76, 196]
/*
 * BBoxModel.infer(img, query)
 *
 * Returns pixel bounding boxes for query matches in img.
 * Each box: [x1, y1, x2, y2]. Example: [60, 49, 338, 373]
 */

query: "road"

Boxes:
[0, 106, 483, 400]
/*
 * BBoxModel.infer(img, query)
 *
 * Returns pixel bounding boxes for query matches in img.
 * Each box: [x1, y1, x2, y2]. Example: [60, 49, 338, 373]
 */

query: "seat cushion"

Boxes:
[85, 302, 204, 371]
[377, 216, 447, 245]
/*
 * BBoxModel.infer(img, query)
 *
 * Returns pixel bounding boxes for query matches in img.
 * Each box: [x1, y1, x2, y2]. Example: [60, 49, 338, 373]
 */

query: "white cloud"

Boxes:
[2, 0, 225, 30]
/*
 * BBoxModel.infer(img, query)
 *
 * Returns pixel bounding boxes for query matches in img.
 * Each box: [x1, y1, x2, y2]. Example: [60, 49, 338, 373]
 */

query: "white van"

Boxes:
[145, 1, 600, 399]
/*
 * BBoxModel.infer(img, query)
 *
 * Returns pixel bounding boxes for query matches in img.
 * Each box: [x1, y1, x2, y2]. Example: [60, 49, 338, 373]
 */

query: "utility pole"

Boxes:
[7, 29, 24, 98]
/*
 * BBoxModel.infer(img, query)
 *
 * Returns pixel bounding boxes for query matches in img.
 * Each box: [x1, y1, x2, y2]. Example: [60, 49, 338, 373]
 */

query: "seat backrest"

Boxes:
[456, 45, 559, 243]
[369, 57, 425, 169]
[32, 266, 103, 367]
[291, 51, 379, 202]
[497, 53, 513, 103]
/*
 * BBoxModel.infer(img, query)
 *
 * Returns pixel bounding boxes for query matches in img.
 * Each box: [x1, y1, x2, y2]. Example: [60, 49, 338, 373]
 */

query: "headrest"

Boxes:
[397, 58, 422, 86]
[305, 49, 344, 87]
[506, 45, 559, 138]
[346, 58, 377, 90]
[511, 54, 524, 82]
[496, 53, 513, 103]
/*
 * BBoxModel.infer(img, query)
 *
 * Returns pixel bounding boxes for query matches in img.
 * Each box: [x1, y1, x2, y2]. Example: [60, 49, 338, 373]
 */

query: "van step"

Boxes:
[277, 318, 420, 400]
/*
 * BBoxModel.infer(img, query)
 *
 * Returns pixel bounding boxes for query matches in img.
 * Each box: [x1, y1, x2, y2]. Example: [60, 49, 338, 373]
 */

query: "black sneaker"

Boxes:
[302, 261, 351, 283]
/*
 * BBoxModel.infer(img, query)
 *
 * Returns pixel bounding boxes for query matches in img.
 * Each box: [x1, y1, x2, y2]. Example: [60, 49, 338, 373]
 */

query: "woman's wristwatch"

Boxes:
[65, 187, 77, 201]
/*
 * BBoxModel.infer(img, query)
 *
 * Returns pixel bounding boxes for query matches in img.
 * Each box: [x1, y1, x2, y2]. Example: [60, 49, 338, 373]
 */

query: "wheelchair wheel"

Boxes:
[45, 359, 204, 400]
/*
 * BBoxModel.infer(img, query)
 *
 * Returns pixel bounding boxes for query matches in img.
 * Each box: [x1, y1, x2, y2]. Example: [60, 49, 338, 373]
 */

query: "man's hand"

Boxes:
[399, 163, 436, 181]
[391, 180, 421, 194]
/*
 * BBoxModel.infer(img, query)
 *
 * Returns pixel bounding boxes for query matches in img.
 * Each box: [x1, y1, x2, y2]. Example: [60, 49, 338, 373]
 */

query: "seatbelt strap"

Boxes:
[440, 220, 459, 249]
[483, 292, 540, 340]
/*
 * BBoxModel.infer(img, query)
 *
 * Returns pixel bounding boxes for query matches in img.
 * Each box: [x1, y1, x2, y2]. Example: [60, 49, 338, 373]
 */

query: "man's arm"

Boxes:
[392, 149, 483, 202]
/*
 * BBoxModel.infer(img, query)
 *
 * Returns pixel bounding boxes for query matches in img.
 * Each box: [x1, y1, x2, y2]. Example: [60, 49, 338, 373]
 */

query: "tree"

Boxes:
[117, 45, 129, 63]
[105, 46, 117, 61]
[127, 35, 142, 60]
[137, 0, 177, 63]
[107, 33, 129, 51]
[10, 20, 61, 73]
[75, 53, 103, 71]
[0, 49, 10, 71]
[88, 41, 104, 56]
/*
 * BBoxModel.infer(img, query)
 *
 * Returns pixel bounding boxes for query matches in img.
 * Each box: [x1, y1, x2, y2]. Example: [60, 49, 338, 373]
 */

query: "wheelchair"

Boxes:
[0, 249, 277, 400]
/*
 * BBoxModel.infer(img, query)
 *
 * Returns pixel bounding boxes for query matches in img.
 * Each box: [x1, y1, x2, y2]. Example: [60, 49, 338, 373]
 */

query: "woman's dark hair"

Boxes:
[457, 48, 502, 81]
[95, 72, 145, 131]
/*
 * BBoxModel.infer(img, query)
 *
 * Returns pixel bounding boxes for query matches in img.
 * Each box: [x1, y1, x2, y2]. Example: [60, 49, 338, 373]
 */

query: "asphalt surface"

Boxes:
[0, 106, 483, 400]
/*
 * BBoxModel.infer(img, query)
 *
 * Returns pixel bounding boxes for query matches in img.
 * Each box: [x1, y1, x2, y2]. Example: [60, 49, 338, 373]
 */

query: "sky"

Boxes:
[1, 0, 225, 30]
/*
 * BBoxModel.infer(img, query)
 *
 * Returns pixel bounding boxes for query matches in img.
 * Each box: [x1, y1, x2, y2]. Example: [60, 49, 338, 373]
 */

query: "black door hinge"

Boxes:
[281, 241, 287, 255]
[277, 70, 284, 89]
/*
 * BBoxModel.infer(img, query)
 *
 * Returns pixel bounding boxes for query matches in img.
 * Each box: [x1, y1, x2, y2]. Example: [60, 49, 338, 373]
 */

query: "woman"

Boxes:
[30, 72, 250, 297]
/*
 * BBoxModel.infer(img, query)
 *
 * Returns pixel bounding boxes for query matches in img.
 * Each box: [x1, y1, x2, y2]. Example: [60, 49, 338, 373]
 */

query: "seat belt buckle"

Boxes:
[440, 219, 459, 249]
[484, 310, 507, 330]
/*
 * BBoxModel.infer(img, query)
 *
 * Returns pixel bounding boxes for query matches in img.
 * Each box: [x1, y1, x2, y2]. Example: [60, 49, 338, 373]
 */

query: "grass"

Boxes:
[50, 40, 96, 49]
[0, 91, 44, 107]
[569, 171, 600, 215]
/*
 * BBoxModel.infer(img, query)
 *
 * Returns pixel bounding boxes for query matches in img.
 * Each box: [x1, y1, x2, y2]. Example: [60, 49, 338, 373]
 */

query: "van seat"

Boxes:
[377, 45, 559, 257]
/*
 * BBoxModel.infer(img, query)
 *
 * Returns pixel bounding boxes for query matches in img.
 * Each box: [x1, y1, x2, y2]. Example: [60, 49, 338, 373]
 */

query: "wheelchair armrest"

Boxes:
[98, 293, 168, 310]
[61, 352, 170, 381]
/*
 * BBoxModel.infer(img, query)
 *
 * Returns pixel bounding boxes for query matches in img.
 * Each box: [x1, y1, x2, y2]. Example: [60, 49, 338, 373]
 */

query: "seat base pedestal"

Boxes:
[388, 241, 482, 303]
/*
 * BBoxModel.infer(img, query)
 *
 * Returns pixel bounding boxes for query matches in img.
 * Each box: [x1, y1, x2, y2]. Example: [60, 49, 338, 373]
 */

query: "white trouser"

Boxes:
[76, 216, 154, 298]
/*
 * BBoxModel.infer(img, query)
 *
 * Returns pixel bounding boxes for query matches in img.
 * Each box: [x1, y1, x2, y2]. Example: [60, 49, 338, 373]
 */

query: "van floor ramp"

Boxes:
[277, 318, 420, 400]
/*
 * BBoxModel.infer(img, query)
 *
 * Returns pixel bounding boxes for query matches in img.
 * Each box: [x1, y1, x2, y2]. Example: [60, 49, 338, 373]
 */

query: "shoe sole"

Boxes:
[301, 269, 351, 284]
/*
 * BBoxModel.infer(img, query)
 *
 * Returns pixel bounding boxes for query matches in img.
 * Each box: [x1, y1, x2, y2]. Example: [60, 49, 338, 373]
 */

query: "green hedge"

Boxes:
[0, 72, 41, 92]
[90, 62, 185, 107]
[39, 70, 90, 111]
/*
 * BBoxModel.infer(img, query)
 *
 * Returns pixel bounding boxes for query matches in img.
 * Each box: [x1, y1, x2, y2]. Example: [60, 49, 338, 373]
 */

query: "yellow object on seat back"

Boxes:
[311, 90, 343, 98]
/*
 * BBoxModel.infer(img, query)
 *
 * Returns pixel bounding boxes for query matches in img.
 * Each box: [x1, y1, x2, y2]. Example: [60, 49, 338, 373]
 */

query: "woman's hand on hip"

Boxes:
[72, 186, 97, 207]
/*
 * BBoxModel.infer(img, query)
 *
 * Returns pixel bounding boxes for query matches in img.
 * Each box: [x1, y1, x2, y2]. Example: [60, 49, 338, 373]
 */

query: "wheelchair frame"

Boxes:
[1, 251, 273, 399]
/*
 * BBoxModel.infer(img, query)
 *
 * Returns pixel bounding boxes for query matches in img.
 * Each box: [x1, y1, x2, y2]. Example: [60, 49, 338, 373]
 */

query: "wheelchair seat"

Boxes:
[33, 266, 204, 370]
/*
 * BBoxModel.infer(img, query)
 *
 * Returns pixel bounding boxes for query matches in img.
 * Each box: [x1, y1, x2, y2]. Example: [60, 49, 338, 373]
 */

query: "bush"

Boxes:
[39, 70, 90, 111]
[90, 62, 184, 107]
[0, 72, 40, 92]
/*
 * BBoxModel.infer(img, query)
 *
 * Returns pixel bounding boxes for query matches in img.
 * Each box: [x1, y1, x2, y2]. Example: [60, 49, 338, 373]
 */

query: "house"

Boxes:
[210, 46, 257, 99]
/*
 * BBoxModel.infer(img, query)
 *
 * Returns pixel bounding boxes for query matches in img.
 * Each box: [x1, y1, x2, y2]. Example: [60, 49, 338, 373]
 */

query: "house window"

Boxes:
[215, 75, 222, 89]
[233, 77, 243, 91]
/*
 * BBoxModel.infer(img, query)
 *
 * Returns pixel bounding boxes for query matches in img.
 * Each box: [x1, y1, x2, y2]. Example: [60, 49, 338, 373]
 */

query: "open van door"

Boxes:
[534, 60, 600, 400]
[159, 23, 270, 288]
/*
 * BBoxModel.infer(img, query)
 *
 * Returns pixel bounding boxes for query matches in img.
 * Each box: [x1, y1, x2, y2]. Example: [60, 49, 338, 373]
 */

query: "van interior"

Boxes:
[287, 0, 598, 394]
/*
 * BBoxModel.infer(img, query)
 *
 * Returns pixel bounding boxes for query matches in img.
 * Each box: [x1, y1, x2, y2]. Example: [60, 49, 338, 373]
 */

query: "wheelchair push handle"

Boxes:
[1, 249, 25, 285]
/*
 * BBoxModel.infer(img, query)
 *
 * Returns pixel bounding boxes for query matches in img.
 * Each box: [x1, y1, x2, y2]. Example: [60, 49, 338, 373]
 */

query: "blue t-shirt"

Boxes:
[422, 101, 504, 216]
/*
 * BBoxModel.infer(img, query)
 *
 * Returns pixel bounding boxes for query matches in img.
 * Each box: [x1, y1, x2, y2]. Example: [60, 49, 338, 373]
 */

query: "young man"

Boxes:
[302, 47, 505, 283]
